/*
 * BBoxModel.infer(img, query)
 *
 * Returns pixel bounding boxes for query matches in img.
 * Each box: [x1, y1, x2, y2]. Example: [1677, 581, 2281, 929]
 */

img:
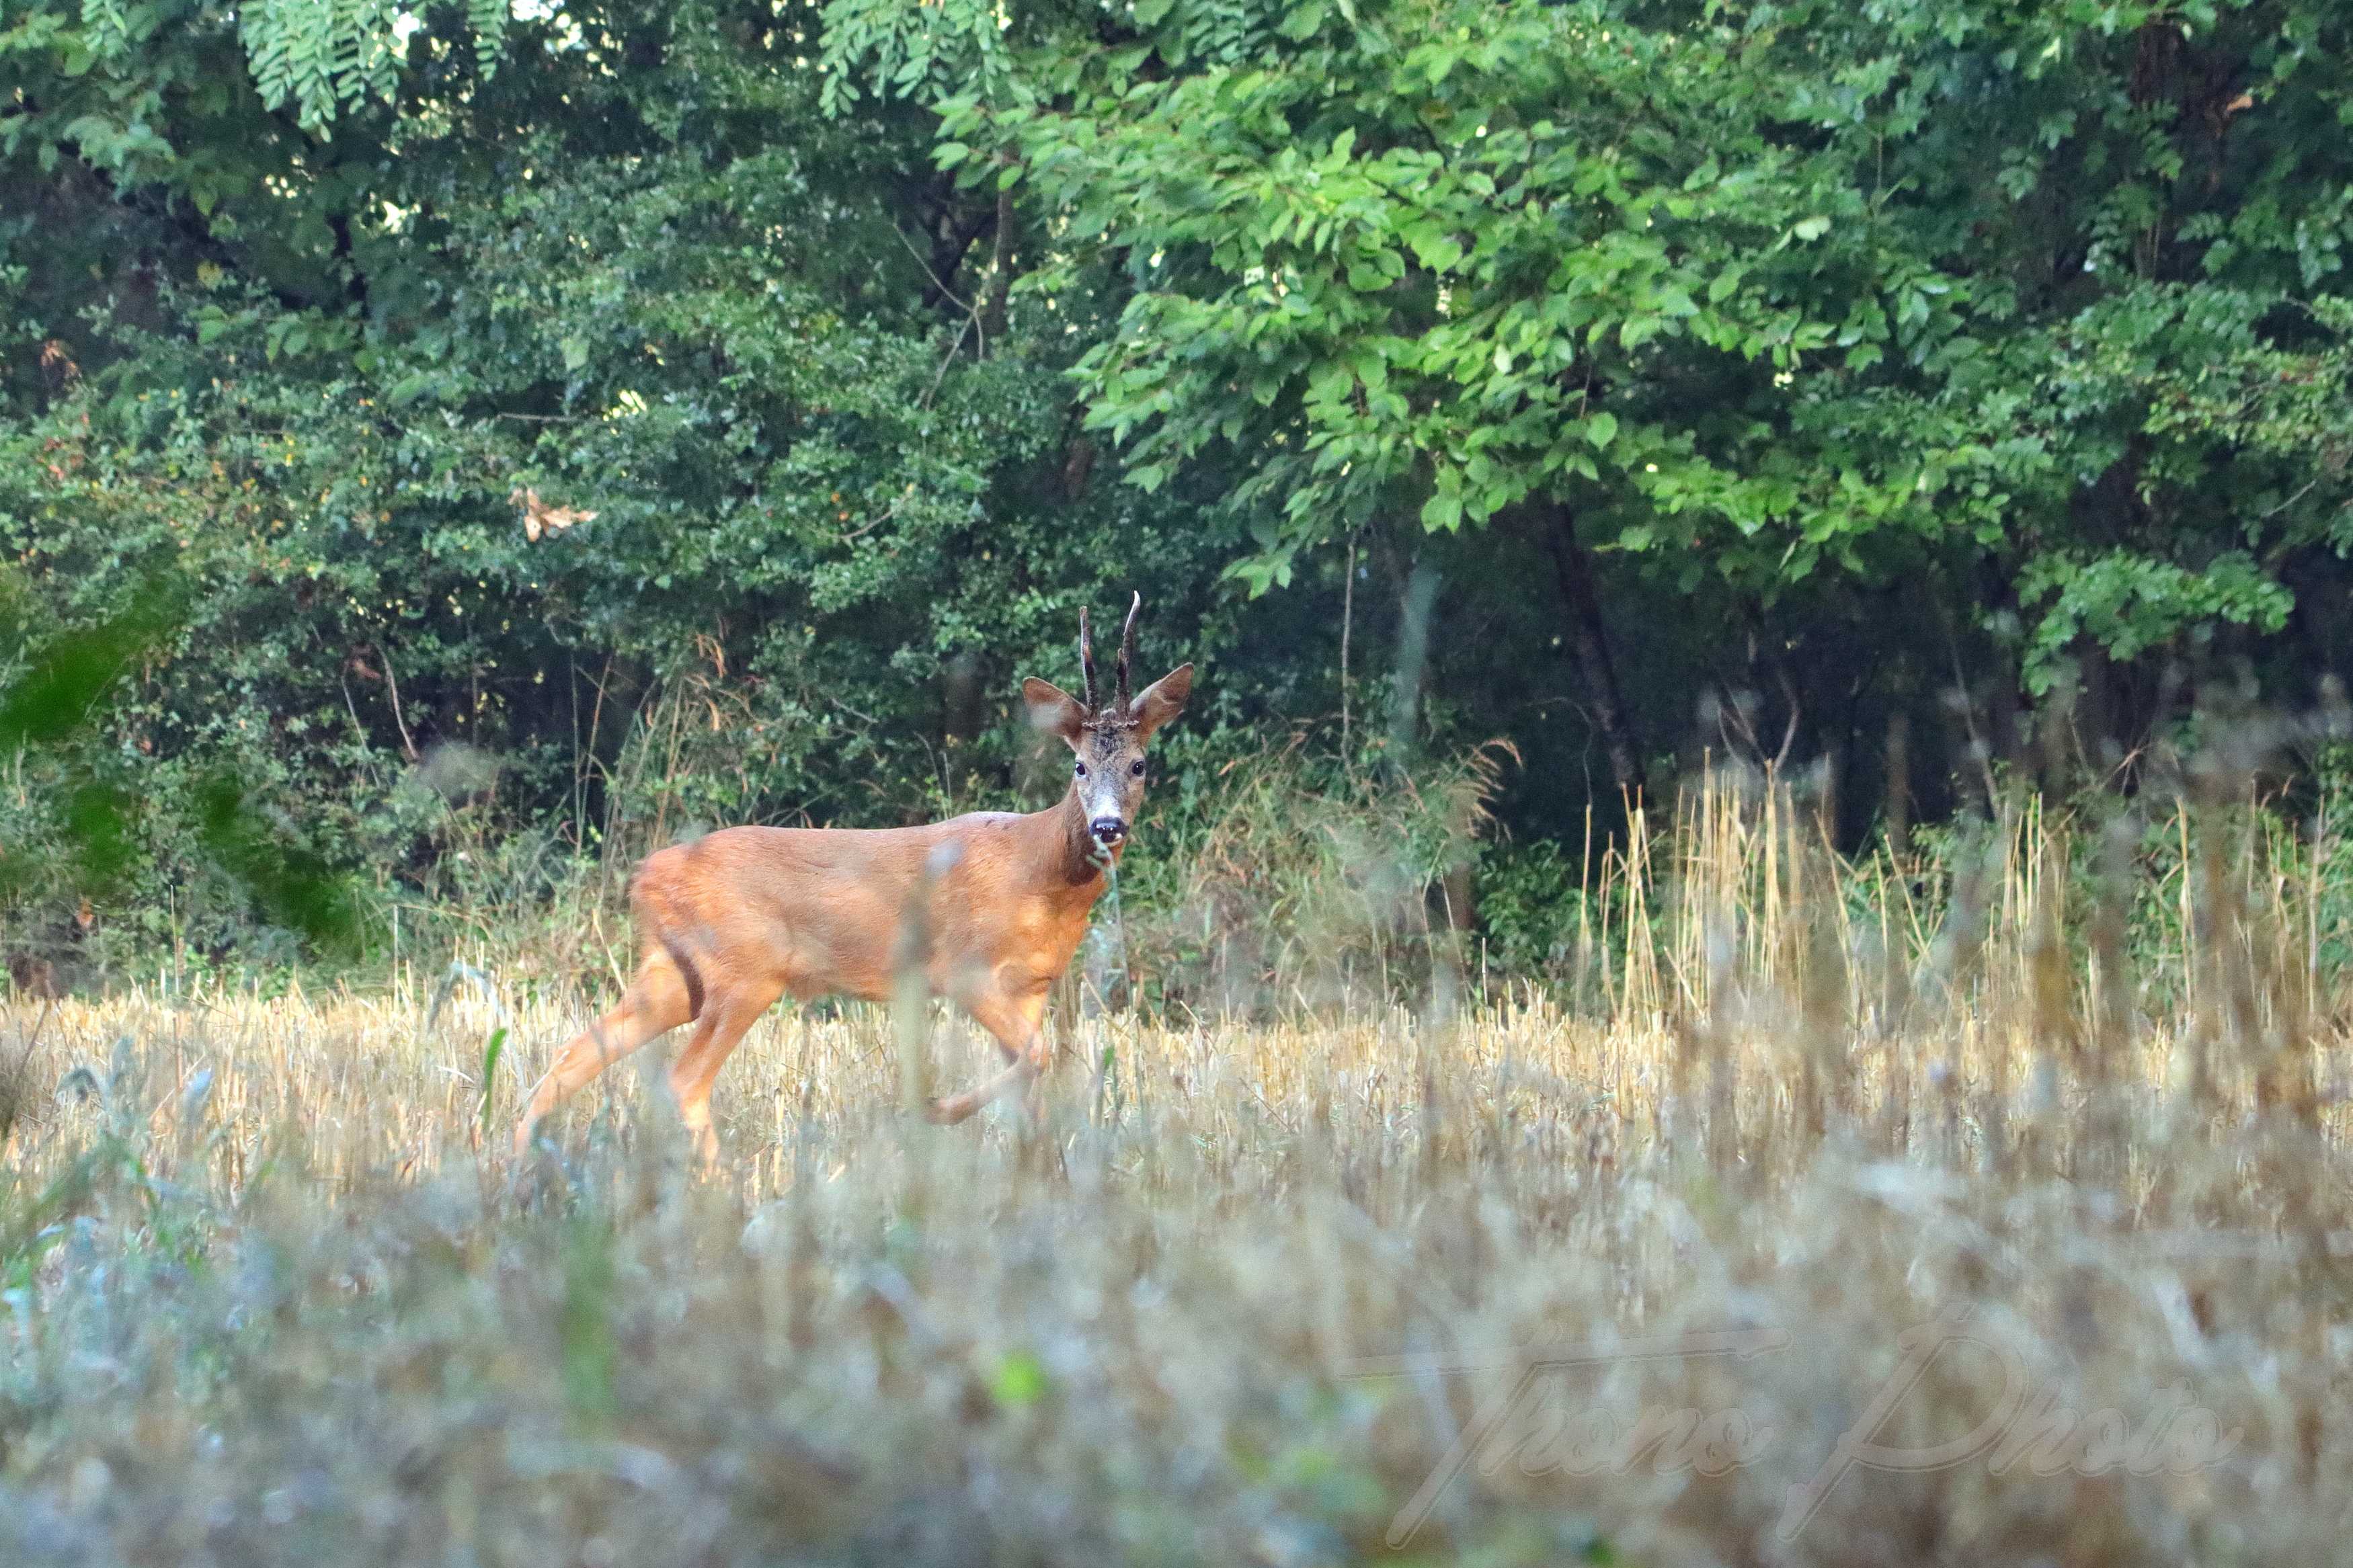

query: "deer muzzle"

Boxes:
[1088, 816, 1127, 847]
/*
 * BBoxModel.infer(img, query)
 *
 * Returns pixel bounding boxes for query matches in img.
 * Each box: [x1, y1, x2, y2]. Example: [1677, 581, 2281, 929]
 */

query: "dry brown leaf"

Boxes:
[38, 339, 80, 385]
[512, 486, 597, 542]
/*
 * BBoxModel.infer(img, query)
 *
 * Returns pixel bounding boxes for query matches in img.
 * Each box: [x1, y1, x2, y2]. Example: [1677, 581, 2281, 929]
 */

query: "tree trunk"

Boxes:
[1883, 708, 1911, 860]
[1544, 508, 1647, 804]
[980, 185, 1014, 354]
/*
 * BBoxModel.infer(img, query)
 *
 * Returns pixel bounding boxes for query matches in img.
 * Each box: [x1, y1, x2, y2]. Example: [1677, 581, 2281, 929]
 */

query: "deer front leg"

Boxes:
[927, 982, 1051, 1125]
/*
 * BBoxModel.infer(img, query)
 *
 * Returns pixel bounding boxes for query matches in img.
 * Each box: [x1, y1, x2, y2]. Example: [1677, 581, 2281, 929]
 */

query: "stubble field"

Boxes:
[3, 782, 2350, 1566]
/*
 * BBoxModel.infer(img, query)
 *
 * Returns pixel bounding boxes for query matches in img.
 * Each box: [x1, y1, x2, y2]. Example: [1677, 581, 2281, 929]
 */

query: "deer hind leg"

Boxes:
[927, 983, 1051, 1126]
[666, 979, 785, 1165]
[514, 948, 696, 1154]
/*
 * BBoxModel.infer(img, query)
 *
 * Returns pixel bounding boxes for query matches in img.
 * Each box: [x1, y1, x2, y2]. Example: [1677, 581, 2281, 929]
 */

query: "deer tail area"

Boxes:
[628, 857, 708, 1022]
[656, 928, 707, 1022]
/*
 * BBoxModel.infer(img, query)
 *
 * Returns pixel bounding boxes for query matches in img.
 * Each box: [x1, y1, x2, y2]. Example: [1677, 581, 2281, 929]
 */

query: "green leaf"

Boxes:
[1408, 230, 1464, 273]
[479, 1027, 508, 1135]
[1278, 3, 1328, 41]
[992, 1351, 1051, 1408]
[1586, 411, 1618, 449]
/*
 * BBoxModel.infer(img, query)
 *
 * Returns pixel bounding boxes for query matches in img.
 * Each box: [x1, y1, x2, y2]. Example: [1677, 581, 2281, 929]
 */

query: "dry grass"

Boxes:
[4, 772, 2352, 1565]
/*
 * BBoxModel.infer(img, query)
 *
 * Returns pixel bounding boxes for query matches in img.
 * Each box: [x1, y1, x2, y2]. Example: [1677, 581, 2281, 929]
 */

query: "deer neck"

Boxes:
[1039, 782, 1115, 892]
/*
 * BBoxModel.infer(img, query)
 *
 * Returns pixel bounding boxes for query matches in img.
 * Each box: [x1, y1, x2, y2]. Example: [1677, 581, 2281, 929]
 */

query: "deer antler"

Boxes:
[1117, 591, 1141, 712]
[1077, 608, 1099, 713]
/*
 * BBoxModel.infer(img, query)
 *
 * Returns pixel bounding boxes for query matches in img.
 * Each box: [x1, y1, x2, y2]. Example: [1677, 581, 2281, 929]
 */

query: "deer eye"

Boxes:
[1129, 759, 1146, 778]
[1074, 761, 1088, 778]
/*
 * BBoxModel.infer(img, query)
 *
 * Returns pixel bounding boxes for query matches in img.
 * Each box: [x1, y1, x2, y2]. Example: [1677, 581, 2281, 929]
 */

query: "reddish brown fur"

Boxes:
[516, 654, 1192, 1156]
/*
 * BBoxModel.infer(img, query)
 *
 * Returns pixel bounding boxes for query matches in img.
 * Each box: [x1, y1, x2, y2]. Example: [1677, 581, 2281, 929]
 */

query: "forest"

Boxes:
[7, 0, 2352, 972]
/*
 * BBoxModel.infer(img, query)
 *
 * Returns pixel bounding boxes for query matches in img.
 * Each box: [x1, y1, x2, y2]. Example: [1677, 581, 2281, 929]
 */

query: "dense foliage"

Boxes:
[6, 0, 2353, 961]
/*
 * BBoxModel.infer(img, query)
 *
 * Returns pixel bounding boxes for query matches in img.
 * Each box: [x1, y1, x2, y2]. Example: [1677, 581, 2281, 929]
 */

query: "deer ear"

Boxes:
[1021, 677, 1088, 745]
[1129, 663, 1193, 741]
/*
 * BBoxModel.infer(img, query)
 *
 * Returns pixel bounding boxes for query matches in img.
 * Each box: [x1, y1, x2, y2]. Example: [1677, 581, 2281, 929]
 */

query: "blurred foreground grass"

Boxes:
[4, 776, 2352, 1565]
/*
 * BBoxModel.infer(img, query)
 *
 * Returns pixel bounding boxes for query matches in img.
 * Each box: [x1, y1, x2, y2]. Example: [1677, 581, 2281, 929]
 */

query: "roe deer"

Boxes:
[515, 595, 1193, 1156]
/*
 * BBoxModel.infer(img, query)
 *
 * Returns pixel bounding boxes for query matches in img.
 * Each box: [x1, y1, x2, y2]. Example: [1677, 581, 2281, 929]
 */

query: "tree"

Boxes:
[1, 0, 1242, 950]
[895, 0, 2353, 798]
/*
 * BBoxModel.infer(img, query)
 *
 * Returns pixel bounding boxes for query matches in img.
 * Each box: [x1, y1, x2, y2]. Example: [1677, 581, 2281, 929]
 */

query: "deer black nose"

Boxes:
[1089, 816, 1127, 845]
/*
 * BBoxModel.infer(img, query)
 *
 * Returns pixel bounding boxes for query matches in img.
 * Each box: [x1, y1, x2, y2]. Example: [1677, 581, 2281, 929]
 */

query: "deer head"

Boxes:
[1021, 593, 1194, 849]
